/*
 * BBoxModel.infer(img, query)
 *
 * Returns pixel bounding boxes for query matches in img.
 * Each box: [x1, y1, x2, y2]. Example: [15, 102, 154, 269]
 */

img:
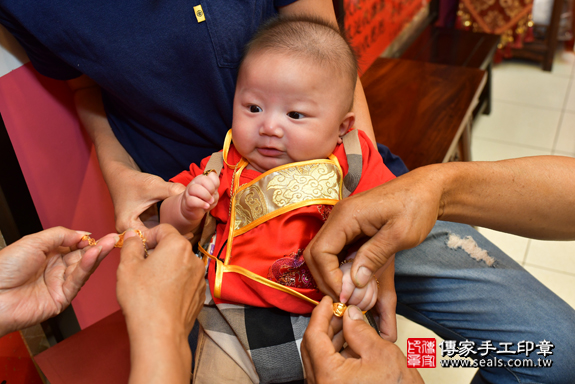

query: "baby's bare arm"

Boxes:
[160, 173, 220, 235]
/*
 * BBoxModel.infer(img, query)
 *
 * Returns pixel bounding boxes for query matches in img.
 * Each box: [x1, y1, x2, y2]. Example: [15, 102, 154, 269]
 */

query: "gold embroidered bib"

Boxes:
[232, 159, 343, 236]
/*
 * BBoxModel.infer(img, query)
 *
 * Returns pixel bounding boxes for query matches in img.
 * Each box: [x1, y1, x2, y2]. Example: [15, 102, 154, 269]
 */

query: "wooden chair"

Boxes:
[512, 0, 564, 71]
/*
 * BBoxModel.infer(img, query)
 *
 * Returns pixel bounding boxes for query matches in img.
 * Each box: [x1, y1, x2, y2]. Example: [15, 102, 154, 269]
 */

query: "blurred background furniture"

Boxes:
[402, 26, 499, 118]
[456, 0, 564, 71]
[361, 58, 486, 170]
[335, 0, 491, 168]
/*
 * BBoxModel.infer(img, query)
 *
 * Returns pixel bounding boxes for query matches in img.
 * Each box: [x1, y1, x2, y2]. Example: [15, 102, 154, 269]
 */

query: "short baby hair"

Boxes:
[243, 15, 358, 110]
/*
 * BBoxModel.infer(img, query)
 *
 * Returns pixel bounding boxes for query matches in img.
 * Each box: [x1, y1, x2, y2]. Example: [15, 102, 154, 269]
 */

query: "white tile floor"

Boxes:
[395, 48, 575, 383]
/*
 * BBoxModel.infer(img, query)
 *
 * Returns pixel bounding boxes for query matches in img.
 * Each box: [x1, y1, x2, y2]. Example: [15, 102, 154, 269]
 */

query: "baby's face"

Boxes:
[232, 51, 354, 173]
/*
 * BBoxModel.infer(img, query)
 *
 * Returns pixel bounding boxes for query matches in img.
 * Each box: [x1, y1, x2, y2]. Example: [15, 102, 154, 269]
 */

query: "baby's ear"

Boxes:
[339, 112, 355, 138]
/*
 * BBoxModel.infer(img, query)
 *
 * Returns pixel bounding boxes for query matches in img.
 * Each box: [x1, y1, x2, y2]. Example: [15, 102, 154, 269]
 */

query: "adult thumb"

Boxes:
[166, 179, 186, 197]
[118, 230, 144, 265]
[342, 306, 382, 358]
[350, 233, 396, 288]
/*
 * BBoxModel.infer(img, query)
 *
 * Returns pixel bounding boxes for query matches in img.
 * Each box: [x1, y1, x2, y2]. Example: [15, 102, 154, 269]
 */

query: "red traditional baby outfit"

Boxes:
[170, 129, 395, 314]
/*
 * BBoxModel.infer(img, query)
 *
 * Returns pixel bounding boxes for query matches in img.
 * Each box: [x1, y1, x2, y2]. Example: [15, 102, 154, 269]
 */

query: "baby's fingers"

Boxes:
[340, 267, 355, 304]
[191, 173, 219, 194]
[184, 185, 214, 210]
[346, 279, 378, 311]
[208, 191, 220, 211]
[207, 171, 221, 189]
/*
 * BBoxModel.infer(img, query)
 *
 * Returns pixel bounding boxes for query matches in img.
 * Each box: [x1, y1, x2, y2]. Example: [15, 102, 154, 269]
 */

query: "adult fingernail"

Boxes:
[354, 266, 373, 287]
[124, 228, 137, 239]
[76, 231, 92, 236]
[113, 235, 121, 244]
[348, 305, 363, 321]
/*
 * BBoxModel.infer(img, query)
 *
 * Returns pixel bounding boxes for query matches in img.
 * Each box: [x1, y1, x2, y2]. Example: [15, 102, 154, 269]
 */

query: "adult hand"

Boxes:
[0, 227, 117, 336]
[304, 166, 444, 299]
[117, 224, 205, 337]
[372, 257, 398, 342]
[116, 224, 206, 384]
[109, 165, 186, 232]
[301, 296, 423, 384]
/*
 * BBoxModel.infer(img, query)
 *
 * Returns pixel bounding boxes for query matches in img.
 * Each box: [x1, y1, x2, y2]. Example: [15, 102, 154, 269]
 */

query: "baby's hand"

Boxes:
[339, 254, 378, 311]
[181, 172, 220, 221]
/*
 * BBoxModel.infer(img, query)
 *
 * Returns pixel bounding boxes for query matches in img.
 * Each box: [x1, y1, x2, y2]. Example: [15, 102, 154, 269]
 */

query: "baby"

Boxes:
[161, 15, 396, 383]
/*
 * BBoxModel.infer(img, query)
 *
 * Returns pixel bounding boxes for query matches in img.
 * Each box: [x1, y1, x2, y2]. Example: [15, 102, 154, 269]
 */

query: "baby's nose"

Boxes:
[260, 118, 283, 137]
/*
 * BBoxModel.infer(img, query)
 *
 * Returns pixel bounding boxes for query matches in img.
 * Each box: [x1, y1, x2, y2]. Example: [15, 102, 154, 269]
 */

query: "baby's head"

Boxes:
[232, 15, 358, 172]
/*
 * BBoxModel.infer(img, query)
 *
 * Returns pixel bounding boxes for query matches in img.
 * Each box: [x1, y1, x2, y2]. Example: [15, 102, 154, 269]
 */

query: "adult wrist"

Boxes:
[407, 163, 455, 221]
[99, 159, 141, 201]
[101, 156, 140, 178]
[435, 161, 471, 222]
[127, 319, 192, 384]
[125, 309, 188, 341]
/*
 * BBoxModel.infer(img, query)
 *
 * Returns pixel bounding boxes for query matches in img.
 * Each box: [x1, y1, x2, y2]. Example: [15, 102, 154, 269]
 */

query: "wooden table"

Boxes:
[361, 58, 486, 170]
[402, 26, 500, 116]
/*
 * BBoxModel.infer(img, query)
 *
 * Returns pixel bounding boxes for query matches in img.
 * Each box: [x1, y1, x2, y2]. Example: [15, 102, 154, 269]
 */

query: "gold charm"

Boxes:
[202, 169, 216, 176]
[114, 229, 149, 258]
[81, 234, 97, 246]
[114, 233, 124, 248]
[333, 302, 347, 317]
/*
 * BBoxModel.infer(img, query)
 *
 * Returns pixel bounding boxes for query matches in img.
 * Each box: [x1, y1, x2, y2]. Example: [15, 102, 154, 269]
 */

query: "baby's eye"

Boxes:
[249, 105, 262, 113]
[287, 111, 305, 120]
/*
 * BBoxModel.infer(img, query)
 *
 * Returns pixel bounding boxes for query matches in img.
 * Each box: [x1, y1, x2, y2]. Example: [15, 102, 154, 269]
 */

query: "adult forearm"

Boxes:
[70, 80, 139, 174]
[118, 227, 205, 384]
[439, 156, 575, 240]
[352, 76, 376, 146]
[127, 321, 191, 384]
[69, 77, 186, 231]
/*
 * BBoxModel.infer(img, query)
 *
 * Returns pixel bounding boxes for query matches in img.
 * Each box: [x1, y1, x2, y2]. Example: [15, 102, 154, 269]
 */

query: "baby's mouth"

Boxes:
[257, 147, 283, 157]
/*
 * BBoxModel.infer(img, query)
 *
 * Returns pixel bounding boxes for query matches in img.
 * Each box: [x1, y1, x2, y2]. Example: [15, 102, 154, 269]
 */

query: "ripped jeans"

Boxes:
[396, 221, 575, 384]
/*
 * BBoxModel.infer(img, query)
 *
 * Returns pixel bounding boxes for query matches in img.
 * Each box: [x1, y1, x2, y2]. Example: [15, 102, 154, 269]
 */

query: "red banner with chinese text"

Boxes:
[344, 0, 431, 73]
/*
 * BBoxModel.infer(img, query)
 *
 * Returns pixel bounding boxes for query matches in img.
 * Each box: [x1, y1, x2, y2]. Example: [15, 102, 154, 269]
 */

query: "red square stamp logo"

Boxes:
[407, 338, 436, 368]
